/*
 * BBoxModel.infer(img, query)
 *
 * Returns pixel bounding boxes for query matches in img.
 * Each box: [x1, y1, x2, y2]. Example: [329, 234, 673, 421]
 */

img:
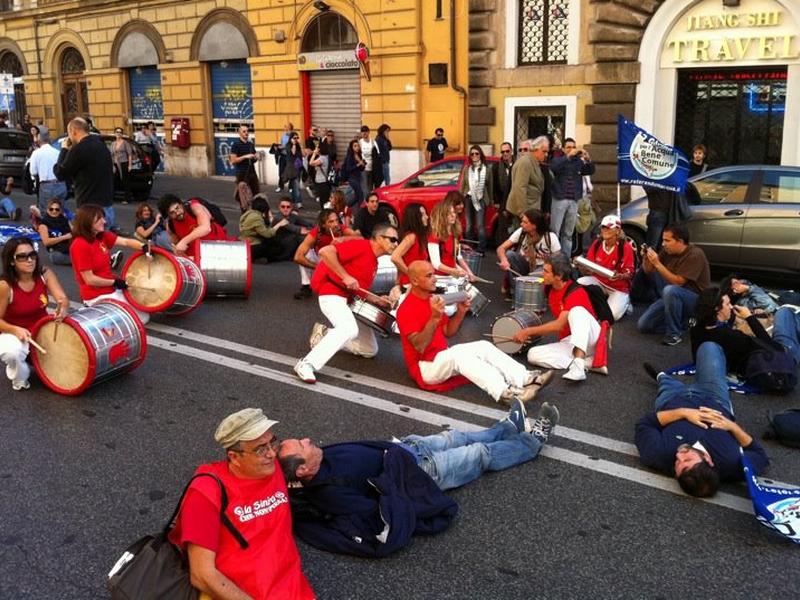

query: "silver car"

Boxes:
[619, 165, 800, 278]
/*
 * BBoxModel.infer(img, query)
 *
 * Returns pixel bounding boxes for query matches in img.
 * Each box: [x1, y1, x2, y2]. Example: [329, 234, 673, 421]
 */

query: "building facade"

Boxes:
[0, 0, 469, 180]
[470, 0, 799, 204]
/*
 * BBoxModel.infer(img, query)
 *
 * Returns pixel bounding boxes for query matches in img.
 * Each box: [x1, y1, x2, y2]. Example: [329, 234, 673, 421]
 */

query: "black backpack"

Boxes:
[764, 409, 800, 448]
[565, 281, 615, 325]
[187, 197, 227, 227]
[744, 339, 798, 395]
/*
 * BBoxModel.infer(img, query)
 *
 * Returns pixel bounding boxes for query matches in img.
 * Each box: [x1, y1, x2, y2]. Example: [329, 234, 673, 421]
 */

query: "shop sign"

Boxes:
[662, 0, 800, 66]
[298, 50, 360, 71]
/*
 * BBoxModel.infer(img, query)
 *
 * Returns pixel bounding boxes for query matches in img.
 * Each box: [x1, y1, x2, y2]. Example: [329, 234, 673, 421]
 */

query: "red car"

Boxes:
[374, 155, 501, 245]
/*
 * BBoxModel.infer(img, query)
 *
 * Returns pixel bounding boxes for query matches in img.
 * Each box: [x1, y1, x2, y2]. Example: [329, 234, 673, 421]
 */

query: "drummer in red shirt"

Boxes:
[293, 224, 398, 384]
[69, 204, 152, 324]
[576, 214, 634, 321]
[169, 408, 315, 600]
[0, 237, 69, 391]
[512, 254, 604, 382]
[158, 194, 231, 258]
[427, 195, 476, 281]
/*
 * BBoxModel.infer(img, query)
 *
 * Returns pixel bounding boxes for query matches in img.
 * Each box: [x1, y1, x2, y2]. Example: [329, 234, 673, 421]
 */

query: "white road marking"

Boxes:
[147, 334, 753, 515]
[147, 322, 638, 457]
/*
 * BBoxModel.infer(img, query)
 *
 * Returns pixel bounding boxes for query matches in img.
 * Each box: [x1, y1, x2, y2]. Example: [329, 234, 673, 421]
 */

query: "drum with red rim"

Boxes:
[121, 247, 206, 315]
[196, 241, 252, 297]
[31, 299, 147, 396]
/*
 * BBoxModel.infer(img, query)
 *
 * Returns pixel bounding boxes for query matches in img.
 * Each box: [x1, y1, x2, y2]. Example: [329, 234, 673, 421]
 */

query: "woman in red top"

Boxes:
[427, 194, 475, 281]
[391, 203, 430, 287]
[0, 237, 69, 391]
[292, 208, 358, 300]
[69, 204, 152, 323]
[328, 188, 353, 230]
[576, 214, 635, 321]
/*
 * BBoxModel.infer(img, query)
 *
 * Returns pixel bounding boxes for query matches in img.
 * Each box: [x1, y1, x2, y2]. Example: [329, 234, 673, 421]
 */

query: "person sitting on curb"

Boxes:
[277, 399, 559, 557]
[632, 223, 710, 346]
[635, 342, 769, 498]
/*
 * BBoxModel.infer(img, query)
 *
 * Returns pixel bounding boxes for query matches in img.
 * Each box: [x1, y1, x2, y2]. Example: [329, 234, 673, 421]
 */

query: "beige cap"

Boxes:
[214, 408, 278, 449]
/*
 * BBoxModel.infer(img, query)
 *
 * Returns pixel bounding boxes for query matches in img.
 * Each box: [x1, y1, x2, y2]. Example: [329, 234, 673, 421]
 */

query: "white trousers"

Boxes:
[419, 340, 527, 401]
[299, 249, 319, 286]
[304, 295, 378, 370]
[527, 306, 600, 369]
[577, 275, 630, 322]
[87, 290, 150, 325]
[0, 333, 30, 387]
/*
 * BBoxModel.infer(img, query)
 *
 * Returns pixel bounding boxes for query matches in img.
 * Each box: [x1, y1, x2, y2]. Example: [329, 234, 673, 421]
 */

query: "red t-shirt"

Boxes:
[308, 225, 339, 253]
[585, 240, 635, 293]
[4, 276, 48, 330]
[70, 231, 117, 301]
[168, 461, 315, 600]
[428, 233, 457, 274]
[171, 201, 232, 257]
[398, 233, 430, 286]
[310, 238, 377, 298]
[547, 281, 596, 339]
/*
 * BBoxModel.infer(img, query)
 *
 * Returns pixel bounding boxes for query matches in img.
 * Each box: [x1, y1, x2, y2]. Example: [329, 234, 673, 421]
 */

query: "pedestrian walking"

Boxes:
[111, 127, 134, 205]
[375, 123, 392, 186]
[282, 133, 304, 209]
[342, 138, 366, 212]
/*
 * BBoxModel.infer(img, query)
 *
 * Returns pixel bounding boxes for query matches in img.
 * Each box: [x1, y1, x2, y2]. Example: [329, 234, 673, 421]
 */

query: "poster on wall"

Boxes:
[0, 73, 15, 115]
[211, 60, 253, 176]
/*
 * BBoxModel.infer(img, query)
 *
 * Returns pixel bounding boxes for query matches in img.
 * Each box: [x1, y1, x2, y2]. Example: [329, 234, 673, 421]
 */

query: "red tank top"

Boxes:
[4, 277, 48, 330]
[171, 201, 231, 256]
[398, 233, 430, 285]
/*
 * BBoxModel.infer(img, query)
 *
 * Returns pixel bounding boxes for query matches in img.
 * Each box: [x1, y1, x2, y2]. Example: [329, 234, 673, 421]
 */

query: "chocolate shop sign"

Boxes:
[662, 0, 799, 66]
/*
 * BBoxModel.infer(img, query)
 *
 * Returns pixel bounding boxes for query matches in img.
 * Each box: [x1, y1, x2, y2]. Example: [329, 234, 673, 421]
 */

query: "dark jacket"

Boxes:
[289, 441, 458, 557]
[53, 134, 114, 207]
[690, 316, 776, 377]
[550, 155, 594, 200]
[375, 134, 392, 165]
[635, 396, 769, 481]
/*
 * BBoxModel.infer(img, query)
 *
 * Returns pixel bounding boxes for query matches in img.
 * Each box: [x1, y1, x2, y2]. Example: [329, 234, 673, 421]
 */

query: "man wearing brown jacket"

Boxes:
[506, 136, 548, 228]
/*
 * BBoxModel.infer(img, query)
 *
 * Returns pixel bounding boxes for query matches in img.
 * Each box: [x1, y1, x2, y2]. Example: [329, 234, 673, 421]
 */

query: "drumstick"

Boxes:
[53, 322, 59, 343]
[329, 227, 337, 240]
[471, 276, 494, 285]
[357, 287, 385, 302]
[482, 333, 517, 342]
[498, 262, 525, 279]
[28, 338, 47, 354]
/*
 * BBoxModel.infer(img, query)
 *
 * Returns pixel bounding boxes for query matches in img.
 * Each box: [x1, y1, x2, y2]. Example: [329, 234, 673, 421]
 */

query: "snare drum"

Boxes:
[371, 255, 398, 295]
[435, 276, 467, 294]
[461, 247, 482, 278]
[350, 297, 395, 338]
[196, 241, 252, 298]
[513, 276, 546, 312]
[465, 283, 490, 317]
[31, 300, 147, 395]
[122, 247, 206, 316]
[491, 310, 542, 354]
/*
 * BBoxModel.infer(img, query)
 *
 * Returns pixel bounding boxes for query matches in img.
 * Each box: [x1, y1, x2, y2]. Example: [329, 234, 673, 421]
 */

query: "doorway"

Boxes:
[60, 47, 89, 130]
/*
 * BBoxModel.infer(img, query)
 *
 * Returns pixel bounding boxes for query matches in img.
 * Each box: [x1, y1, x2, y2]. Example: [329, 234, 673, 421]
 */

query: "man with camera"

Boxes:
[549, 138, 595, 258]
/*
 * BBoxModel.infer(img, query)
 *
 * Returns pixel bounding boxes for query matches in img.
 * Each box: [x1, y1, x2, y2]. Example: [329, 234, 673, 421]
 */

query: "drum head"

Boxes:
[491, 310, 542, 354]
[123, 250, 180, 312]
[33, 319, 91, 394]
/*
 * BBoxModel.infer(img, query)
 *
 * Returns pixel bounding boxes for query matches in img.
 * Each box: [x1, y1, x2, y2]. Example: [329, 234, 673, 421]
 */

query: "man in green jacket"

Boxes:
[506, 136, 548, 229]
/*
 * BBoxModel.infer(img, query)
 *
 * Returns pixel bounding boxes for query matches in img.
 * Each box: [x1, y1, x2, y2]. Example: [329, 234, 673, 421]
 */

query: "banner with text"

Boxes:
[742, 452, 800, 545]
[617, 115, 690, 193]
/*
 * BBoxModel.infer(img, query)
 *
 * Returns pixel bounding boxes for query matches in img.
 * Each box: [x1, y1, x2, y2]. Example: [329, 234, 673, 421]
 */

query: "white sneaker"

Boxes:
[12, 379, 30, 391]
[294, 360, 316, 384]
[274, 187, 282, 192]
[309, 322, 327, 349]
[562, 358, 587, 382]
[589, 365, 609, 376]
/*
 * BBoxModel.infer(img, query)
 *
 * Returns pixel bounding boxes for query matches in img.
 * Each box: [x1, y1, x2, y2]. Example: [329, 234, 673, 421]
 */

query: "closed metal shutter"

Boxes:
[129, 66, 163, 121]
[310, 70, 361, 160]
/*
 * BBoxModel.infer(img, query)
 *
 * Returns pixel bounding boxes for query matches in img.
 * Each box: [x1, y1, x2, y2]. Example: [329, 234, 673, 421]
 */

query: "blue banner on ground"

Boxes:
[617, 115, 690, 193]
[742, 452, 800, 545]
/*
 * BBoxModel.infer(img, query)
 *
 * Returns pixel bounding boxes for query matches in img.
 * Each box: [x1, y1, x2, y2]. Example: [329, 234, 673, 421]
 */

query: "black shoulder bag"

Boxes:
[107, 473, 248, 600]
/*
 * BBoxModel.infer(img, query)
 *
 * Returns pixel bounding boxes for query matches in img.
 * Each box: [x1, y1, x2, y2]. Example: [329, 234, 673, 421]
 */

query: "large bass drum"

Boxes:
[31, 300, 147, 396]
[122, 247, 206, 316]
[491, 310, 542, 355]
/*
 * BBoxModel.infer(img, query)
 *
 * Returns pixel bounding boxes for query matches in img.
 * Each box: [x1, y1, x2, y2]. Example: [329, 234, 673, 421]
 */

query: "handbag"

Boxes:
[744, 339, 798, 395]
[574, 196, 596, 234]
[107, 473, 248, 600]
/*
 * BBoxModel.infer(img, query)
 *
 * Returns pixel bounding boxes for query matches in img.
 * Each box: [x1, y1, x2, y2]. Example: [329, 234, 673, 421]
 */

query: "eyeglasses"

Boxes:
[47, 207, 61, 213]
[279, 204, 292, 209]
[14, 251, 38, 262]
[168, 206, 182, 217]
[518, 148, 530, 153]
[501, 149, 512, 154]
[469, 152, 480, 156]
[235, 437, 281, 457]
[381, 235, 399, 244]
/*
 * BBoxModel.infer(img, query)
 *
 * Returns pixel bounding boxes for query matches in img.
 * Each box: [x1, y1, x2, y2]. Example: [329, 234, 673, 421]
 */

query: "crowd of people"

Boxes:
[1, 117, 798, 599]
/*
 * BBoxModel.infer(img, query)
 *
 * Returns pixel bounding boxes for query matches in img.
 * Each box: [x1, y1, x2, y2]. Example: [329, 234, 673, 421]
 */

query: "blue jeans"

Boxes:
[0, 197, 15, 217]
[38, 181, 68, 211]
[550, 198, 578, 257]
[464, 199, 486, 252]
[348, 176, 363, 211]
[645, 210, 668, 249]
[287, 177, 300, 205]
[150, 230, 173, 252]
[402, 420, 542, 491]
[773, 307, 800, 364]
[104, 205, 118, 232]
[637, 275, 698, 337]
[655, 341, 732, 415]
[382, 163, 391, 186]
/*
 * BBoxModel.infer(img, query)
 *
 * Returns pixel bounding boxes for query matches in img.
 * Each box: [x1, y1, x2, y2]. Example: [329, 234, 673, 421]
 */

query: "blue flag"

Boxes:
[617, 115, 690, 193]
[741, 452, 800, 545]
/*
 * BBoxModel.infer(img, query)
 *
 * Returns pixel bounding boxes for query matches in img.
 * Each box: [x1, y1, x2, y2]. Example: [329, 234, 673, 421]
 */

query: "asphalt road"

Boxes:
[1, 175, 799, 599]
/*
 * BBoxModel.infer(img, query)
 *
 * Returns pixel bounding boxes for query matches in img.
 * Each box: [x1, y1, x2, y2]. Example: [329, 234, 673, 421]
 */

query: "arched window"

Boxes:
[0, 51, 23, 77]
[61, 47, 86, 74]
[301, 12, 357, 53]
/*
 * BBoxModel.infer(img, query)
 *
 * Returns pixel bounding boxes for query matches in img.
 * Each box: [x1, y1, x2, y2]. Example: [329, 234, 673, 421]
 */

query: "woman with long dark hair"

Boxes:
[376, 123, 393, 186]
[341, 138, 366, 210]
[459, 145, 494, 253]
[281, 132, 304, 209]
[0, 237, 69, 390]
[37, 198, 73, 265]
[496, 208, 559, 297]
[391, 203, 430, 287]
[69, 204, 152, 323]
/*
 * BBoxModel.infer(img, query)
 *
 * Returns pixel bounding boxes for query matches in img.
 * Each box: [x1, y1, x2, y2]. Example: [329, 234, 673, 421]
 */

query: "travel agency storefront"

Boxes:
[636, 0, 800, 167]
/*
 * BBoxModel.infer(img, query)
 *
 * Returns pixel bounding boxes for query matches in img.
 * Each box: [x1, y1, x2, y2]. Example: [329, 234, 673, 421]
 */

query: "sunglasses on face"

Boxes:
[501, 149, 512, 154]
[14, 251, 38, 262]
[381, 235, 399, 244]
[469, 152, 480, 156]
[47, 207, 61, 213]
[518, 148, 530, 153]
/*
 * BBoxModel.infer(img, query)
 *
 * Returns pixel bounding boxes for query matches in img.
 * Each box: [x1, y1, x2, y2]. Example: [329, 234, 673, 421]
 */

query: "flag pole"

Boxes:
[616, 183, 621, 217]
